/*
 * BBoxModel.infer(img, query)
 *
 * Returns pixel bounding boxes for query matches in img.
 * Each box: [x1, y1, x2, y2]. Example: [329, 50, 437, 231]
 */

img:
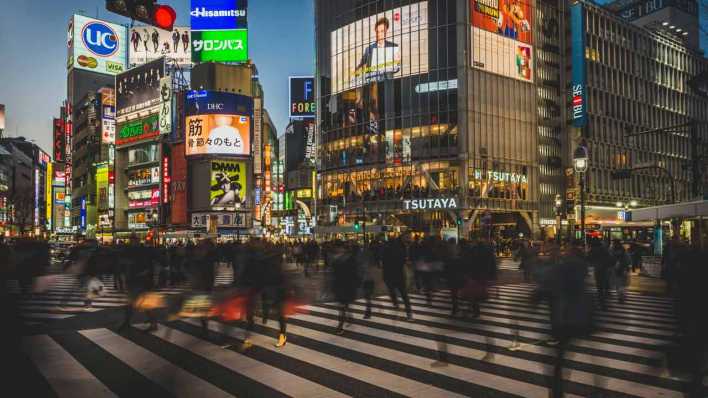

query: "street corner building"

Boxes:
[313, 0, 708, 240]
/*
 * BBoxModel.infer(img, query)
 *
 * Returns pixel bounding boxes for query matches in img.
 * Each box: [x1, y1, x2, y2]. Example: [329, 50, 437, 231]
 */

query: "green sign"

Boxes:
[191, 30, 248, 63]
[116, 114, 160, 146]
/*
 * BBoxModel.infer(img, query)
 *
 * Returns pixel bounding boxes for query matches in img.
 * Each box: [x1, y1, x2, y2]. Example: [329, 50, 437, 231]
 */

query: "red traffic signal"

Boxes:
[153, 5, 176, 31]
[106, 0, 176, 31]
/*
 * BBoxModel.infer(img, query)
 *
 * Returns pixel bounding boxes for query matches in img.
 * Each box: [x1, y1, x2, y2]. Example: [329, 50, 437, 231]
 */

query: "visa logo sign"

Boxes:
[81, 21, 119, 57]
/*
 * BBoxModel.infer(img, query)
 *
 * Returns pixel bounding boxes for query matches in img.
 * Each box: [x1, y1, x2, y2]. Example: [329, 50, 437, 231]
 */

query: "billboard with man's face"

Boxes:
[210, 160, 247, 207]
[330, 1, 429, 93]
[129, 26, 191, 68]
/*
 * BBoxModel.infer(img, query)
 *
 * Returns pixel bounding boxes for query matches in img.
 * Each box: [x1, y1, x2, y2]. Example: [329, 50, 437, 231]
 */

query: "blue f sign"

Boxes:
[304, 80, 313, 101]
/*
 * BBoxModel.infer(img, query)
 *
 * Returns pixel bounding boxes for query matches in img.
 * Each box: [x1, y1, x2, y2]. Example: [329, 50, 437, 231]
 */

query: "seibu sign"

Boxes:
[403, 197, 458, 211]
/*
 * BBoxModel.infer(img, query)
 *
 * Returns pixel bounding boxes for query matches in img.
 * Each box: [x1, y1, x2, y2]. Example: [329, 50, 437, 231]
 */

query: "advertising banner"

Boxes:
[571, 2, 587, 128]
[116, 113, 160, 146]
[191, 212, 250, 228]
[68, 15, 127, 75]
[128, 187, 160, 209]
[100, 88, 116, 144]
[186, 114, 250, 156]
[170, 143, 188, 225]
[185, 90, 253, 116]
[471, 27, 533, 82]
[53, 118, 65, 162]
[96, 164, 109, 211]
[129, 26, 191, 68]
[471, 0, 533, 45]
[191, 29, 248, 63]
[127, 166, 161, 187]
[331, 1, 429, 93]
[289, 76, 315, 119]
[159, 77, 173, 136]
[0, 104, 5, 132]
[116, 57, 165, 118]
[253, 97, 262, 174]
[190, 0, 248, 30]
[210, 160, 247, 207]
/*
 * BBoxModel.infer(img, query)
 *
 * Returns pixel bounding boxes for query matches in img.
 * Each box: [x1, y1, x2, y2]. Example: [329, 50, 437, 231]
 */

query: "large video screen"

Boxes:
[471, 0, 533, 82]
[330, 1, 429, 93]
[186, 114, 250, 156]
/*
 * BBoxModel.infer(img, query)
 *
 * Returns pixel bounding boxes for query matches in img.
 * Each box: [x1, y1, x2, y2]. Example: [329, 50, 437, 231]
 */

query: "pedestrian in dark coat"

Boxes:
[381, 237, 413, 320]
[331, 242, 359, 334]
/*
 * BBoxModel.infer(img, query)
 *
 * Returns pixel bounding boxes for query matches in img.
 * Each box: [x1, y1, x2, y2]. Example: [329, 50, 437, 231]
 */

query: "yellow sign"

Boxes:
[210, 160, 247, 207]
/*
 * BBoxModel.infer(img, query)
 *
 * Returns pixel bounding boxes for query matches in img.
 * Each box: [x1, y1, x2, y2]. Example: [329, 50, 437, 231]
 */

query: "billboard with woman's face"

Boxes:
[330, 1, 429, 93]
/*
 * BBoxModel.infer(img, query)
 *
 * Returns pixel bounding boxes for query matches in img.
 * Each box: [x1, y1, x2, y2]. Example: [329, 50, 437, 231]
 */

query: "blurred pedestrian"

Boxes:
[381, 237, 413, 320]
[331, 241, 359, 334]
[610, 240, 630, 303]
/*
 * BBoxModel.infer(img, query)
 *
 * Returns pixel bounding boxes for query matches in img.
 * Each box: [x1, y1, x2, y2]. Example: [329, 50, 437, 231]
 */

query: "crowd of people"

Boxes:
[0, 233, 707, 396]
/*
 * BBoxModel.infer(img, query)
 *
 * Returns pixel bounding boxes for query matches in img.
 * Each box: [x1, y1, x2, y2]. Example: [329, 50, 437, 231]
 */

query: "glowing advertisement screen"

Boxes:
[330, 1, 429, 93]
[186, 114, 250, 156]
[470, 0, 533, 83]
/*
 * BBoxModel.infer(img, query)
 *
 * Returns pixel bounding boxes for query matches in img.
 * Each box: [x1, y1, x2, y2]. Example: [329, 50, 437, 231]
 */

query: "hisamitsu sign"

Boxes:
[403, 197, 458, 211]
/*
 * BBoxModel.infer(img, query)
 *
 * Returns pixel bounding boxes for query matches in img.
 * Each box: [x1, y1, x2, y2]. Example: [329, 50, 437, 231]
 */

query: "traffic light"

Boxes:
[456, 217, 463, 226]
[610, 169, 632, 179]
[106, 0, 176, 31]
[353, 222, 361, 232]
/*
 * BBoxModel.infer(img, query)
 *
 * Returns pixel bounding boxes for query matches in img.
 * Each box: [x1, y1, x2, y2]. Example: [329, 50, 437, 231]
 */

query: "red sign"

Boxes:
[53, 118, 65, 162]
[170, 143, 188, 225]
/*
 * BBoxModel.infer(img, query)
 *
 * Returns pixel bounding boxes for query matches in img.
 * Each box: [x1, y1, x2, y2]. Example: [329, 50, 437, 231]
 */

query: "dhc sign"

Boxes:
[403, 198, 458, 211]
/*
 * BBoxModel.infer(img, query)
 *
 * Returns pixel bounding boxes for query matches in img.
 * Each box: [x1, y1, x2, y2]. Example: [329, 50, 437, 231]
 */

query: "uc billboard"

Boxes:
[68, 15, 127, 76]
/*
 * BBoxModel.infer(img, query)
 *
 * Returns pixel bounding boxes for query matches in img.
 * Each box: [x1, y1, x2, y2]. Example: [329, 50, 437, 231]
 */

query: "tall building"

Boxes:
[66, 14, 128, 235]
[313, 0, 708, 240]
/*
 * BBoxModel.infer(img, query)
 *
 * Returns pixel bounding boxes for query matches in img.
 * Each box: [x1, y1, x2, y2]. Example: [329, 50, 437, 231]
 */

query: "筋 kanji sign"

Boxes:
[186, 114, 250, 156]
[191, 30, 248, 63]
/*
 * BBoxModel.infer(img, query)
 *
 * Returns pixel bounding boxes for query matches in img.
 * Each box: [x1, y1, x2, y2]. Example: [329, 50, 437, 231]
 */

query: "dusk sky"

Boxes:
[0, 0, 315, 154]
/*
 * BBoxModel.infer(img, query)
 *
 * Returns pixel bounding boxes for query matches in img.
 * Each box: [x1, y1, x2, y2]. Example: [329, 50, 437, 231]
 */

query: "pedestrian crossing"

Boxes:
[20, 282, 707, 398]
[497, 257, 520, 271]
[7, 264, 235, 325]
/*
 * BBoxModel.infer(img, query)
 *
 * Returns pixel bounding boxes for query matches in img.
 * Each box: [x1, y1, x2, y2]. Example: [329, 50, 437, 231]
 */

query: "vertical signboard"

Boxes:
[46, 163, 53, 230]
[0, 104, 5, 134]
[159, 76, 173, 136]
[571, 2, 587, 128]
[170, 142, 188, 225]
[100, 88, 116, 144]
[34, 168, 40, 227]
[253, 97, 262, 174]
[53, 118, 65, 162]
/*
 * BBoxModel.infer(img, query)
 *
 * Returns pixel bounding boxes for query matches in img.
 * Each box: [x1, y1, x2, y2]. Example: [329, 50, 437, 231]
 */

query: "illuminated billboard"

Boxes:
[129, 26, 191, 68]
[471, 27, 533, 82]
[116, 57, 165, 117]
[471, 0, 533, 83]
[185, 90, 253, 116]
[210, 160, 247, 207]
[186, 114, 250, 156]
[289, 76, 315, 119]
[571, 2, 587, 128]
[191, 29, 248, 63]
[116, 114, 160, 146]
[471, 0, 532, 45]
[331, 1, 429, 93]
[190, 0, 248, 30]
[68, 15, 127, 75]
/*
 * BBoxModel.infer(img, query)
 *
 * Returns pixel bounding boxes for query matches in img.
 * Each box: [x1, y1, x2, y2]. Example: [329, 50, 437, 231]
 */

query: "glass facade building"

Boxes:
[315, 0, 708, 238]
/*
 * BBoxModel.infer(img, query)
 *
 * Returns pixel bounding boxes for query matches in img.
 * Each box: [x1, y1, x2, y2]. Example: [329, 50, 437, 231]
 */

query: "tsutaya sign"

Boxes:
[403, 198, 458, 211]
[472, 169, 528, 184]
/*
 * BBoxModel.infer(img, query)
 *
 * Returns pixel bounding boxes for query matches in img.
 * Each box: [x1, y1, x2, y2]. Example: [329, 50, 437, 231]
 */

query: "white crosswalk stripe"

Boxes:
[7, 265, 235, 324]
[20, 282, 707, 397]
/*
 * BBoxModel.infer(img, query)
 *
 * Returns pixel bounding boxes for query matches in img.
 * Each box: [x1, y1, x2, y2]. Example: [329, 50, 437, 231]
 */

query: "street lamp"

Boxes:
[554, 194, 563, 243]
[573, 142, 589, 248]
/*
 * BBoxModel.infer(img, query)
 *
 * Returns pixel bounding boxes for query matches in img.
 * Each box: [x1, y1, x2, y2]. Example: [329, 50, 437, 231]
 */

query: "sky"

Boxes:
[0, 0, 315, 154]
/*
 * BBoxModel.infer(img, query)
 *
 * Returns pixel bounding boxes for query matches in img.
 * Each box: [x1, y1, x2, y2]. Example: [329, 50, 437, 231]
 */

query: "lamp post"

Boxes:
[554, 194, 562, 243]
[573, 142, 589, 249]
